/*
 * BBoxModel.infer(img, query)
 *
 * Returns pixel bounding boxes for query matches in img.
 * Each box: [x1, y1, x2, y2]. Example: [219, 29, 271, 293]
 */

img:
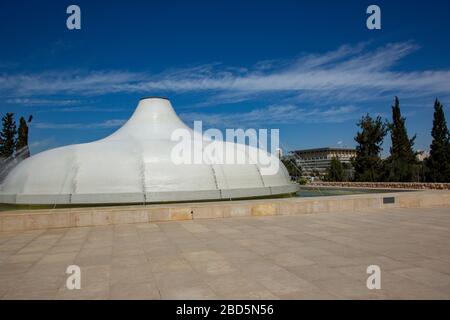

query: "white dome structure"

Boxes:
[0, 98, 298, 205]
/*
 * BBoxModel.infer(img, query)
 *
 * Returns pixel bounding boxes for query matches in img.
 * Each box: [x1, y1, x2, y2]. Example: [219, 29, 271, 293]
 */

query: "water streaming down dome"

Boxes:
[0, 98, 298, 204]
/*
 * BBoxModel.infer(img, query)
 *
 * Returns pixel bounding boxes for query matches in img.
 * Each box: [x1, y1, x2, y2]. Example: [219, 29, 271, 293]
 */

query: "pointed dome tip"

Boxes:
[139, 96, 170, 101]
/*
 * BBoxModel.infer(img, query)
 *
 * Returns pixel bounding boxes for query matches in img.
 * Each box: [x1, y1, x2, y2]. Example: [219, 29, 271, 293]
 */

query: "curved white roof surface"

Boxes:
[0, 98, 298, 204]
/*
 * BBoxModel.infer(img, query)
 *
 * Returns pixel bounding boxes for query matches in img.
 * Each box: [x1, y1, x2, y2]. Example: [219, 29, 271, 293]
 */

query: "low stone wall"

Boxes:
[1, 190, 449, 232]
[309, 181, 450, 190]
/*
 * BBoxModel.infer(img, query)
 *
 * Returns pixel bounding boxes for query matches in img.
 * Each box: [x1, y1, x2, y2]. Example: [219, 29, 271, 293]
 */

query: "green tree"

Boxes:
[425, 99, 450, 182]
[0, 113, 17, 159]
[325, 157, 344, 181]
[352, 114, 387, 181]
[16, 116, 32, 160]
[384, 97, 419, 181]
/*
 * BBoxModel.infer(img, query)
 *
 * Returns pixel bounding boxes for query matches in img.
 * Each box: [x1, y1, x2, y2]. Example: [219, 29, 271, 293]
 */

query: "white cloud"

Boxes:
[181, 104, 359, 127]
[33, 119, 125, 130]
[6, 98, 80, 106]
[1, 42, 449, 110]
[0, 71, 143, 96]
[49, 106, 125, 113]
[29, 138, 54, 148]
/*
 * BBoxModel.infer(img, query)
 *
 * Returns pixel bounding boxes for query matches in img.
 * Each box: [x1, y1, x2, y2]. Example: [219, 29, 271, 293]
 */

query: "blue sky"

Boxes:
[1, 0, 449, 156]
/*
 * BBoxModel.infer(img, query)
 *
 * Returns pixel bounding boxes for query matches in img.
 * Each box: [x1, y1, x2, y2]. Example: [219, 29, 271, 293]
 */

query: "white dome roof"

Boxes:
[0, 98, 297, 204]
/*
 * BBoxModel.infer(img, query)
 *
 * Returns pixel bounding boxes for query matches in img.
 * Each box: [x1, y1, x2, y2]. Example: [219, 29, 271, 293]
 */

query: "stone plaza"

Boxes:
[0, 205, 449, 299]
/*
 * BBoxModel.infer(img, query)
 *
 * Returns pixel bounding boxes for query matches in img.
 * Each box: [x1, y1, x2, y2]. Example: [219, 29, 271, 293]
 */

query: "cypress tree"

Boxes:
[0, 113, 17, 159]
[325, 157, 344, 181]
[384, 97, 419, 181]
[426, 99, 450, 182]
[16, 116, 32, 160]
[352, 114, 387, 182]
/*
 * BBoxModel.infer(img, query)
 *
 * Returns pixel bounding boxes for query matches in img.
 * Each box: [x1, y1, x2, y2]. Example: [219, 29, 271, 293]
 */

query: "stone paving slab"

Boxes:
[0, 206, 449, 299]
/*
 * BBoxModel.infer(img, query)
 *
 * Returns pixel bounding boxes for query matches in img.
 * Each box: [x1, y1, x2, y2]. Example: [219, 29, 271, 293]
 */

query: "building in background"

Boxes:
[289, 147, 357, 177]
[416, 150, 429, 162]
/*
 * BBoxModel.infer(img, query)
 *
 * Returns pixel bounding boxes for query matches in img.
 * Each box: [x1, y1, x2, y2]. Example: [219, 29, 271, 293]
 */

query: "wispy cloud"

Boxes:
[33, 119, 125, 130]
[181, 104, 359, 127]
[1, 42, 449, 103]
[6, 98, 80, 106]
[6, 99, 125, 114]
[0, 71, 144, 96]
[29, 138, 54, 149]
[48, 106, 125, 113]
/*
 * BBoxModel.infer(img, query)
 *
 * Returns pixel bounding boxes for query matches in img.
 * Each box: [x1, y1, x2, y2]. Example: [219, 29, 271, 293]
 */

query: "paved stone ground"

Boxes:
[0, 206, 449, 299]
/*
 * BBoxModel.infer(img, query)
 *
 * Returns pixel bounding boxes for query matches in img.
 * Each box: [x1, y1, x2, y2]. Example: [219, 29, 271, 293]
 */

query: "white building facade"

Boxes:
[0, 98, 298, 205]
